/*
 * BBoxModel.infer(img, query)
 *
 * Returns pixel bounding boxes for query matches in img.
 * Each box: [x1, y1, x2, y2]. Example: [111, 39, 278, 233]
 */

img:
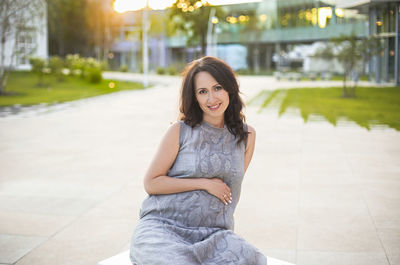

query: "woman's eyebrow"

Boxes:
[196, 83, 220, 91]
[195, 83, 221, 91]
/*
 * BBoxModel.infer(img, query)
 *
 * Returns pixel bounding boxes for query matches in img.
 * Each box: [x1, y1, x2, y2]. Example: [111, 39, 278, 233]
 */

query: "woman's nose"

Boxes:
[207, 90, 215, 102]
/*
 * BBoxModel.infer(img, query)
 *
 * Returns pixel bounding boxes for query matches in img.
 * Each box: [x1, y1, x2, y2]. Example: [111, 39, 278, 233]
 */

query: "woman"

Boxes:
[130, 56, 267, 265]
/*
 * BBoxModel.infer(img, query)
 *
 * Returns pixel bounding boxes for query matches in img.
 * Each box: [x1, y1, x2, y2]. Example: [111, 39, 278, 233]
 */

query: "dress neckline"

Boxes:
[201, 120, 227, 131]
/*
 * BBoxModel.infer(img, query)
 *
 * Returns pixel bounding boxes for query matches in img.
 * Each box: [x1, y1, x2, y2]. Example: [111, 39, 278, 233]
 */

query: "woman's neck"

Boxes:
[203, 116, 224, 128]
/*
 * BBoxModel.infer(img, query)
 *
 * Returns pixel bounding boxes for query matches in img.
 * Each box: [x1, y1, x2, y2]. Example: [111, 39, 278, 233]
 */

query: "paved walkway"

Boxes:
[0, 73, 399, 265]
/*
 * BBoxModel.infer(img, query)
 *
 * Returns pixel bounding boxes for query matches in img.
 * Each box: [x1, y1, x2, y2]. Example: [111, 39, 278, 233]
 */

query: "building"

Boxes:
[0, 0, 48, 71]
[336, 0, 399, 84]
[166, 0, 368, 72]
[109, 0, 398, 84]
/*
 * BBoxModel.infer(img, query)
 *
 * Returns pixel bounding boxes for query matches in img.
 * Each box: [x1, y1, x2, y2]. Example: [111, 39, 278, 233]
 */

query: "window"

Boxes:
[16, 28, 36, 65]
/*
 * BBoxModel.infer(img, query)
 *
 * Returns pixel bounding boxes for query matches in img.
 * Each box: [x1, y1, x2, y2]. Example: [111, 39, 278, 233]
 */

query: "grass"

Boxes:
[249, 86, 400, 131]
[0, 71, 144, 107]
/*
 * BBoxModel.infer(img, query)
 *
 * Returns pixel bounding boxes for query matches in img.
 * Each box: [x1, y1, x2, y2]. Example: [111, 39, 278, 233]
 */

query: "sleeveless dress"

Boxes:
[130, 120, 267, 265]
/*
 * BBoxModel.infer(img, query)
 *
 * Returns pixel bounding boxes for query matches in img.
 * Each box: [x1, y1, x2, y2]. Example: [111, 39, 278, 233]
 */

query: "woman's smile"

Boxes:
[208, 103, 221, 110]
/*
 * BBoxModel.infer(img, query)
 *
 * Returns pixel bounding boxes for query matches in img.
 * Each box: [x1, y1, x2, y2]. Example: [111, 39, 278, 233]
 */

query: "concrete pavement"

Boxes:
[0, 73, 399, 265]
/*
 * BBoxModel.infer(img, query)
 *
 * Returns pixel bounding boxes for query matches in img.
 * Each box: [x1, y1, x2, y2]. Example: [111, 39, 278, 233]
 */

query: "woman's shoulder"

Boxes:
[242, 122, 255, 134]
[162, 121, 181, 142]
[168, 120, 181, 130]
[167, 120, 193, 146]
[245, 123, 256, 134]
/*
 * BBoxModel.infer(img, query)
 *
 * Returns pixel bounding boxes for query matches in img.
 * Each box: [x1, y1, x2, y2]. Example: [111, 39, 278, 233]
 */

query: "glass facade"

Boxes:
[206, 0, 369, 73]
[217, 0, 367, 40]
[110, 0, 398, 84]
[369, 2, 399, 84]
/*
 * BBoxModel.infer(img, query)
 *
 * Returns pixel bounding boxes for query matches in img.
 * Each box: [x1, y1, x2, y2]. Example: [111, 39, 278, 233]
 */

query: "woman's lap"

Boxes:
[130, 218, 266, 265]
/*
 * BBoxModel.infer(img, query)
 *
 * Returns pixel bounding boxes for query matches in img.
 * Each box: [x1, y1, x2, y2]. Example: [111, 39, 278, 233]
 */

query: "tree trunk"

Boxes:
[0, 78, 6, 95]
[342, 73, 349, 97]
[0, 70, 10, 95]
[350, 84, 356, 97]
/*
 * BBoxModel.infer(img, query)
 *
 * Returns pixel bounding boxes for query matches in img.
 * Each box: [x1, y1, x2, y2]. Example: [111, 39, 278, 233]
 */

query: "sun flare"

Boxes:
[113, 0, 262, 12]
[113, 0, 175, 12]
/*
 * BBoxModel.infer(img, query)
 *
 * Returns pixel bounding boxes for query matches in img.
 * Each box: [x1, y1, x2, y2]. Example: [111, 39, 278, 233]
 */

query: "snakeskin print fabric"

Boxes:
[130, 121, 267, 265]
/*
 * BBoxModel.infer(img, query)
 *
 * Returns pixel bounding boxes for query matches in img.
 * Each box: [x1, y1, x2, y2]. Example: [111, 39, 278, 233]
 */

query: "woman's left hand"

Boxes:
[201, 178, 232, 205]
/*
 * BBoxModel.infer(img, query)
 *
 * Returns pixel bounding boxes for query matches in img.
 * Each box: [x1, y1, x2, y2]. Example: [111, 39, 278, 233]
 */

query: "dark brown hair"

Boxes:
[179, 56, 248, 145]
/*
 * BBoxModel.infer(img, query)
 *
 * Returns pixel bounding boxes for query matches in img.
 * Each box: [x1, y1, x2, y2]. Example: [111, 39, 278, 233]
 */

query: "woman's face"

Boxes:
[194, 71, 229, 122]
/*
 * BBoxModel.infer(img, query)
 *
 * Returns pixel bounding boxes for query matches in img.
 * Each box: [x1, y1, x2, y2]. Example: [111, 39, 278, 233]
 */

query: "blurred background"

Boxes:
[1, 0, 399, 84]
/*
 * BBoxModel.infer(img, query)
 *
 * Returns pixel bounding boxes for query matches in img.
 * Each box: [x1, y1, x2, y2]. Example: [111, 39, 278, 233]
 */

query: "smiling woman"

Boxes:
[129, 56, 266, 264]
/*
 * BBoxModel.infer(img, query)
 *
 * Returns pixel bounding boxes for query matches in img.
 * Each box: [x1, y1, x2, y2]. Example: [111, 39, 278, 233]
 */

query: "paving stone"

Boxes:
[0, 234, 46, 264]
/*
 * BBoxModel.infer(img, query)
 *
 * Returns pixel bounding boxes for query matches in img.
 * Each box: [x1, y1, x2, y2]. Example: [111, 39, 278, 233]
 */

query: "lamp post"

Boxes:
[206, 7, 216, 56]
[114, 0, 150, 87]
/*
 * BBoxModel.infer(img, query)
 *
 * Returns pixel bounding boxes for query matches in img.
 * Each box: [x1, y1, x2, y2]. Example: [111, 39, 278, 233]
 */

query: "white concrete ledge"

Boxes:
[98, 250, 296, 265]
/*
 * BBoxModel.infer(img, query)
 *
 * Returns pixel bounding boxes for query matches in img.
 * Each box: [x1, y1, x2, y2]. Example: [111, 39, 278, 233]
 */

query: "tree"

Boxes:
[47, 0, 120, 61]
[86, 0, 116, 61]
[169, 0, 225, 56]
[47, 0, 92, 57]
[0, 0, 46, 94]
[314, 33, 382, 98]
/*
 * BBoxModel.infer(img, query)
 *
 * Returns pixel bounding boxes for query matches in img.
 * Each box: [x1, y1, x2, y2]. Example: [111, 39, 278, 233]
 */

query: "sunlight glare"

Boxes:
[113, 0, 262, 12]
[208, 0, 262, 5]
[113, 0, 175, 12]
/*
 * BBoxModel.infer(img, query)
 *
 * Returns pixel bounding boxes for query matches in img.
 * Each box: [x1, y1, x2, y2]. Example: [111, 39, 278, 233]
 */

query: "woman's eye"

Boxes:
[199, 90, 207, 94]
[215, 86, 223, 91]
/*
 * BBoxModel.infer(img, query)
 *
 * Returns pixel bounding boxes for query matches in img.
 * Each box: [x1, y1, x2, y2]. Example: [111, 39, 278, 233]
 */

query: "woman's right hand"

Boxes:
[203, 178, 232, 205]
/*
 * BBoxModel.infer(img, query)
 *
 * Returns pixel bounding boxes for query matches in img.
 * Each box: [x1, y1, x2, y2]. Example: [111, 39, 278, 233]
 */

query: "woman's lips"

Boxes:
[208, 103, 221, 111]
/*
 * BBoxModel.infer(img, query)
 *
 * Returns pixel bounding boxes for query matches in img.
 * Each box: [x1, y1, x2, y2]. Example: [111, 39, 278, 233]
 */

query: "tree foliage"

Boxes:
[47, 0, 118, 61]
[47, 0, 92, 56]
[314, 33, 382, 98]
[169, 0, 225, 56]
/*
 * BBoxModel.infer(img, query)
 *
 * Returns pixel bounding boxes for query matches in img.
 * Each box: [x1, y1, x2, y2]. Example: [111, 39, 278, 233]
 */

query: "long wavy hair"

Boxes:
[179, 56, 248, 145]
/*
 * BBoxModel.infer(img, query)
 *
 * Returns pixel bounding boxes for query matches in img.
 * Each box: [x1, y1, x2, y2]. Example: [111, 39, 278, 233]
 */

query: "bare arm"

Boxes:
[244, 125, 256, 174]
[143, 122, 231, 204]
[237, 125, 256, 203]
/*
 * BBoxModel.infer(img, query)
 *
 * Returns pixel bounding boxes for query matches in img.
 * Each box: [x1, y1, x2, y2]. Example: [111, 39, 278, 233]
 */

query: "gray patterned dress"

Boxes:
[130, 120, 267, 265]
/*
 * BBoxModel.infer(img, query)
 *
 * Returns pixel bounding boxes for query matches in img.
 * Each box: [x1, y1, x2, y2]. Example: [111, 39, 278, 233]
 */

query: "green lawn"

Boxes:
[249, 86, 400, 131]
[0, 71, 144, 107]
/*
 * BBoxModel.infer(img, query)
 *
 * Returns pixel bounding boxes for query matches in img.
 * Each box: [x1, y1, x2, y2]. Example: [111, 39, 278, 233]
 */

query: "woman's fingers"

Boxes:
[225, 187, 232, 204]
[222, 183, 232, 204]
[221, 192, 232, 205]
[208, 178, 232, 205]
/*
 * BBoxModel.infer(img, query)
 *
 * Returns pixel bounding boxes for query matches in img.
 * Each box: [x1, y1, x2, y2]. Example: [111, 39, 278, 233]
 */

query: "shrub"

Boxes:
[156, 67, 166, 75]
[82, 58, 102, 83]
[29, 57, 46, 86]
[49, 56, 65, 81]
[100, 60, 109, 71]
[29, 57, 45, 73]
[87, 66, 102, 83]
[120, 64, 129, 72]
[168, 65, 176, 75]
[65, 54, 85, 76]
[64, 55, 103, 83]
[236, 69, 251, 75]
